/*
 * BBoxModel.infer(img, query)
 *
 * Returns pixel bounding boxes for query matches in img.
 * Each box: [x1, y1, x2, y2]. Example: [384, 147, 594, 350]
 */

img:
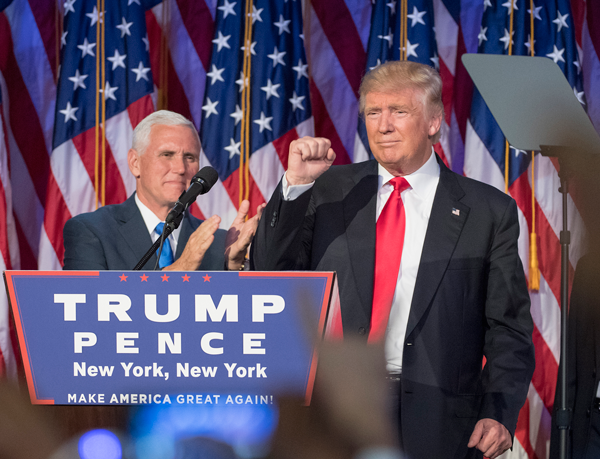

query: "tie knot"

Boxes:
[155, 222, 165, 235]
[389, 177, 410, 194]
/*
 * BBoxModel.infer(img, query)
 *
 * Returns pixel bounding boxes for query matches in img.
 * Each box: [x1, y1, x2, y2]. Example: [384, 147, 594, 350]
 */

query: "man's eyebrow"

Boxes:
[388, 103, 412, 111]
[364, 103, 413, 112]
[158, 149, 197, 155]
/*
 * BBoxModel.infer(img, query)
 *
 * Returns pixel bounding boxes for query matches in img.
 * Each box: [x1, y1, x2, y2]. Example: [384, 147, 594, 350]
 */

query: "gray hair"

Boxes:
[359, 61, 444, 143]
[131, 110, 199, 154]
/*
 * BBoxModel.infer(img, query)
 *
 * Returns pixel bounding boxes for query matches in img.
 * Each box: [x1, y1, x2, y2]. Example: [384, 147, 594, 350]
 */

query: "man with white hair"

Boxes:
[63, 110, 262, 271]
[252, 61, 534, 459]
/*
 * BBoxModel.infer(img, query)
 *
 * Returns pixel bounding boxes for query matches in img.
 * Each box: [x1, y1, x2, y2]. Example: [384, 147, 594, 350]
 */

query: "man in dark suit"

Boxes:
[64, 110, 262, 271]
[550, 253, 600, 459]
[251, 61, 534, 459]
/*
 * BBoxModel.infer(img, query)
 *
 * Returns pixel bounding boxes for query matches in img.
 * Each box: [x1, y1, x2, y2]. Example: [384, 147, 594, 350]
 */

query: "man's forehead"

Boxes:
[149, 123, 196, 137]
[364, 88, 423, 108]
[149, 124, 200, 150]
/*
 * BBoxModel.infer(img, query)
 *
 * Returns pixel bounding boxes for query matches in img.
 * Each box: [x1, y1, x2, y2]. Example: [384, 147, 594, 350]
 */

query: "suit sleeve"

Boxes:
[479, 198, 535, 434]
[251, 180, 315, 271]
[63, 218, 109, 270]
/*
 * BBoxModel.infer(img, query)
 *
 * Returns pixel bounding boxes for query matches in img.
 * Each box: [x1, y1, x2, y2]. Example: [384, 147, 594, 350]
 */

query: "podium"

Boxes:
[4, 270, 336, 408]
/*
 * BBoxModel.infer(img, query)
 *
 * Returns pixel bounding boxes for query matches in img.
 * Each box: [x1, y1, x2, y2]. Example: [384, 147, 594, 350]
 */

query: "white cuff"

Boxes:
[282, 172, 314, 201]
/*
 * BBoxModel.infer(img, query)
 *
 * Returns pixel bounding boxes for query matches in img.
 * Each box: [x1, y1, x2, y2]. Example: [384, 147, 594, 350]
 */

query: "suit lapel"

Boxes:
[116, 194, 157, 269]
[405, 160, 470, 338]
[344, 160, 379, 320]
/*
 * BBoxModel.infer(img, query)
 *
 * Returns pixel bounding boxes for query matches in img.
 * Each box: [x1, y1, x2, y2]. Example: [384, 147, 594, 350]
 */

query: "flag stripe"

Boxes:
[530, 279, 561, 362]
[0, 181, 11, 270]
[249, 141, 285, 203]
[310, 0, 366, 97]
[70, 128, 128, 205]
[309, 80, 352, 165]
[272, 125, 299, 171]
[14, 217, 36, 269]
[127, 93, 155, 131]
[438, 57, 454, 128]
[510, 175, 568, 303]
[530, 323, 559, 414]
[42, 173, 71, 266]
[432, 0, 458, 75]
[307, 8, 360, 160]
[146, 9, 194, 124]
[26, 0, 57, 81]
[175, 0, 214, 73]
[450, 30, 473, 145]
[197, 150, 237, 229]
[585, 1, 600, 53]
[104, 111, 137, 197]
[343, 0, 371, 50]
[50, 141, 95, 221]
[4, 1, 56, 150]
[0, 14, 51, 205]
[0, 109, 11, 270]
[529, 156, 584, 268]
[514, 397, 537, 459]
[151, 3, 207, 129]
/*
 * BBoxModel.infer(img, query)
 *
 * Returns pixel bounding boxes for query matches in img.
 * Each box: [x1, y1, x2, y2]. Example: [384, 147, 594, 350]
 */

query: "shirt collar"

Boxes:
[135, 193, 182, 242]
[377, 149, 440, 200]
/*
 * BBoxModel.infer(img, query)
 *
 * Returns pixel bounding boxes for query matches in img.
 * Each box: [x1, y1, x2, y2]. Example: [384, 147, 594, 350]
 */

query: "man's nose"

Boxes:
[378, 111, 393, 133]
[171, 154, 186, 174]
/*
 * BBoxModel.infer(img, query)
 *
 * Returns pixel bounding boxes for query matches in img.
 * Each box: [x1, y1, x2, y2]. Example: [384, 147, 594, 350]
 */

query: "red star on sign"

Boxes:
[119, 274, 128, 282]
[161, 274, 170, 282]
[203, 274, 211, 282]
[182, 274, 190, 282]
[140, 274, 149, 282]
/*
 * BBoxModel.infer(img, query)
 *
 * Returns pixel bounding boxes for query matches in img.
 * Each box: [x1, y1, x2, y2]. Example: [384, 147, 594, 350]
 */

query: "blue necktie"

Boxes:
[155, 222, 174, 269]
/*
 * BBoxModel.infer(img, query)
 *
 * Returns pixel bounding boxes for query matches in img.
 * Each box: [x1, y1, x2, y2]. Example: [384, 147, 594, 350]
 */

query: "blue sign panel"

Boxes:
[5, 271, 334, 405]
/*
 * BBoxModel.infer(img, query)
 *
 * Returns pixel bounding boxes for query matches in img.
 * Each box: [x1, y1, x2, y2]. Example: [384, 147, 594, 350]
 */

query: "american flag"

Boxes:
[1, 1, 599, 458]
[461, 1, 586, 457]
[0, 39, 18, 379]
[198, 0, 312, 222]
[357, 0, 441, 162]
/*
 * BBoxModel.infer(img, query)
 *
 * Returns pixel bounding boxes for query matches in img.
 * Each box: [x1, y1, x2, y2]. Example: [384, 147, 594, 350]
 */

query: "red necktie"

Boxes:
[369, 177, 410, 342]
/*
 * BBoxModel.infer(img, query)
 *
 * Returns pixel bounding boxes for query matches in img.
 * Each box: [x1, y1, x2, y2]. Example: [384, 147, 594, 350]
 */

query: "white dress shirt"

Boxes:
[379, 152, 439, 373]
[282, 151, 440, 372]
[135, 194, 181, 257]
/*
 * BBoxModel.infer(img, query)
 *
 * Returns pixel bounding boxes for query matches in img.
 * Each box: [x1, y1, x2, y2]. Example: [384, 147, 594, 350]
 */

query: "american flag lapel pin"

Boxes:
[452, 208, 460, 216]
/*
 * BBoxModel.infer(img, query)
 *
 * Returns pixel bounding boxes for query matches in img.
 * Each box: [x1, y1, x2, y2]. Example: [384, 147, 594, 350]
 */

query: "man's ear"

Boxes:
[428, 112, 443, 138]
[128, 149, 140, 178]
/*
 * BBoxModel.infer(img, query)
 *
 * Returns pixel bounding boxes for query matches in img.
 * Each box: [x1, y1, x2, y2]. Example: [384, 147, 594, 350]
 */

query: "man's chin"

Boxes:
[164, 185, 187, 198]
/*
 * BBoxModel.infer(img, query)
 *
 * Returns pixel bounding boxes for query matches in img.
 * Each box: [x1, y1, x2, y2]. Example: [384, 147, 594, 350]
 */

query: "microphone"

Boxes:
[165, 166, 219, 225]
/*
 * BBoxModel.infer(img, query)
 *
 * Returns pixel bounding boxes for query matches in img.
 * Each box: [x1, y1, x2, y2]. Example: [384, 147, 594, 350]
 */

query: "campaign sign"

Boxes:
[4, 271, 335, 406]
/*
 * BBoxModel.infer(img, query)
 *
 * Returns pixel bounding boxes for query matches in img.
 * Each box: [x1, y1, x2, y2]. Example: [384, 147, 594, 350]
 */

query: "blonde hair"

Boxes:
[359, 61, 444, 143]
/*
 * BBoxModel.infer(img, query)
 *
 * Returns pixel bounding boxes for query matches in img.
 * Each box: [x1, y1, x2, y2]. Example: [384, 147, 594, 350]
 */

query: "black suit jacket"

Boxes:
[550, 254, 600, 459]
[63, 193, 227, 270]
[251, 157, 535, 458]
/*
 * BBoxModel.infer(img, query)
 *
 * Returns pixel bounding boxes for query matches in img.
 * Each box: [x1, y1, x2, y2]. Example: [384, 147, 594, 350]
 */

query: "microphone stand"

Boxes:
[132, 212, 184, 271]
[540, 145, 577, 459]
